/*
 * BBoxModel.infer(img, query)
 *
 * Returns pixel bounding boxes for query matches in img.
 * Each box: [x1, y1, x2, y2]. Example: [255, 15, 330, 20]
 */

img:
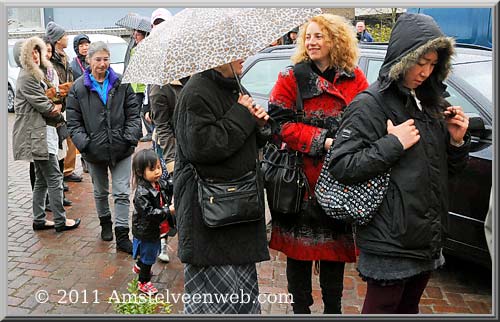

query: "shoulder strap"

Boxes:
[293, 65, 304, 123]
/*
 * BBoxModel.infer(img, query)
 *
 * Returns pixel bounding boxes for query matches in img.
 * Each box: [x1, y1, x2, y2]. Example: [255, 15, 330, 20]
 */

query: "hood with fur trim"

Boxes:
[20, 36, 54, 82]
[378, 13, 455, 92]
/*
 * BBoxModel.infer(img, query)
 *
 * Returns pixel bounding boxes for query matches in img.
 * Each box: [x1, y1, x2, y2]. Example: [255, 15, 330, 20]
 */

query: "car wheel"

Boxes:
[8, 86, 15, 113]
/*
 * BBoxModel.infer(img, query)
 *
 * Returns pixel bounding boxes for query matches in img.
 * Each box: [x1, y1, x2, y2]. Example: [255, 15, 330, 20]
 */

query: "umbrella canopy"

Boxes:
[115, 13, 151, 33]
[122, 7, 321, 85]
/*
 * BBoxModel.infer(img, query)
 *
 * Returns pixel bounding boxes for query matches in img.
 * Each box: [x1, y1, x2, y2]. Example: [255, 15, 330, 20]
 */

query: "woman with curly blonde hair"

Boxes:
[267, 14, 369, 314]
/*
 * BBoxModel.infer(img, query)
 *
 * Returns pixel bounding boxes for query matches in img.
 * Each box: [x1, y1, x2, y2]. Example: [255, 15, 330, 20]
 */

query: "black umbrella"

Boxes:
[115, 13, 151, 32]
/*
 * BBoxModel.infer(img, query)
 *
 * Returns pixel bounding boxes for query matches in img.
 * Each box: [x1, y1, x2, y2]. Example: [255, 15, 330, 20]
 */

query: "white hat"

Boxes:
[151, 8, 172, 25]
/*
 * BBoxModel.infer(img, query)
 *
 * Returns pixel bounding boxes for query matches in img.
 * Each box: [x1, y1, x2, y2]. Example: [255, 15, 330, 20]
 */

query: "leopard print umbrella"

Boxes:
[122, 7, 322, 85]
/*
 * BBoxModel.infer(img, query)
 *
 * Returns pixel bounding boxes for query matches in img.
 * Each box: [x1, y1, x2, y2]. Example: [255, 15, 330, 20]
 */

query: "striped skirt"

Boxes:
[183, 263, 261, 314]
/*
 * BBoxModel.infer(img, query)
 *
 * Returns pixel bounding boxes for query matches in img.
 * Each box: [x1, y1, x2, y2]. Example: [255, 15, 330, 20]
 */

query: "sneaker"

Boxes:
[158, 239, 170, 263]
[138, 281, 158, 295]
[132, 264, 140, 274]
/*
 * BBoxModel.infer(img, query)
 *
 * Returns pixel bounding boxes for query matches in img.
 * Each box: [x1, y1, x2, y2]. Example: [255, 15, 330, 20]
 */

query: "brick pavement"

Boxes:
[6, 114, 493, 316]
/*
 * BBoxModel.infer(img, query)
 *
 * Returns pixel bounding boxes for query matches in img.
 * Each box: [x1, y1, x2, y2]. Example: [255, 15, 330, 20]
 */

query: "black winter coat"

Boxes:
[132, 178, 173, 241]
[329, 13, 470, 261]
[66, 67, 142, 165]
[172, 69, 270, 266]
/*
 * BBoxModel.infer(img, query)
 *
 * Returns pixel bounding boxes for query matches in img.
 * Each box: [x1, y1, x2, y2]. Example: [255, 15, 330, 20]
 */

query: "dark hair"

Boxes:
[42, 36, 54, 54]
[132, 149, 160, 189]
[153, 18, 165, 26]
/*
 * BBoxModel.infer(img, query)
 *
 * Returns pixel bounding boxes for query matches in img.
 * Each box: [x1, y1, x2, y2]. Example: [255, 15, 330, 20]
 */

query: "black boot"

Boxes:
[99, 216, 113, 241]
[115, 226, 133, 254]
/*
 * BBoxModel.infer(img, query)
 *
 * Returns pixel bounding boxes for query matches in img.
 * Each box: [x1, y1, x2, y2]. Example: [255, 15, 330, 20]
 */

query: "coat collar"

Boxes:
[294, 61, 355, 100]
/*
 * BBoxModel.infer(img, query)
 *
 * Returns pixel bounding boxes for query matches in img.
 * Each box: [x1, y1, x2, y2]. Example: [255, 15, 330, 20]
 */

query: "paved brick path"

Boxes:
[6, 114, 492, 316]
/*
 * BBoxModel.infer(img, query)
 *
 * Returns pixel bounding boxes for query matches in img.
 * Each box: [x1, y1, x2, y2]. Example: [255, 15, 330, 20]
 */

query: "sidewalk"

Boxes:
[7, 115, 492, 316]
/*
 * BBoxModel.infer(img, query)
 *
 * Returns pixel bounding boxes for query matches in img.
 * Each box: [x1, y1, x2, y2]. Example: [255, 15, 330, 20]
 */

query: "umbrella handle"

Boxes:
[230, 63, 250, 96]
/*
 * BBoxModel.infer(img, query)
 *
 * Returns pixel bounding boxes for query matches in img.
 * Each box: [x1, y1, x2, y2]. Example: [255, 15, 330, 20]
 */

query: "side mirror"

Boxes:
[466, 113, 492, 143]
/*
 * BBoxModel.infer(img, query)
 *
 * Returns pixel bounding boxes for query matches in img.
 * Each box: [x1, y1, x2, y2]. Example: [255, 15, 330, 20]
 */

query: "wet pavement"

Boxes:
[6, 113, 493, 316]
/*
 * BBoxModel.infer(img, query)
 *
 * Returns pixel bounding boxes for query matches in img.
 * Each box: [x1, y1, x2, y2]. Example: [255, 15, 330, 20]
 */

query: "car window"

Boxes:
[365, 59, 383, 84]
[452, 61, 492, 102]
[8, 46, 16, 67]
[241, 58, 292, 96]
[443, 83, 480, 115]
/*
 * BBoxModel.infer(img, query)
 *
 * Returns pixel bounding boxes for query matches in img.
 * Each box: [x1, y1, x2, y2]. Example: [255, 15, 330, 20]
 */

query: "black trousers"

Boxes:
[286, 257, 345, 314]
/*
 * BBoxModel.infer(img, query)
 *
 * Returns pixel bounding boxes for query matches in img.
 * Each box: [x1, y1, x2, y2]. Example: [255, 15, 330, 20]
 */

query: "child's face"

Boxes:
[143, 160, 163, 183]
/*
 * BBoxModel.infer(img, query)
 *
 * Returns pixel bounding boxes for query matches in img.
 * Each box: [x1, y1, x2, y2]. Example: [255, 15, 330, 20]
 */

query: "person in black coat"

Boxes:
[172, 59, 271, 314]
[329, 13, 470, 314]
[131, 149, 174, 295]
[66, 41, 142, 254]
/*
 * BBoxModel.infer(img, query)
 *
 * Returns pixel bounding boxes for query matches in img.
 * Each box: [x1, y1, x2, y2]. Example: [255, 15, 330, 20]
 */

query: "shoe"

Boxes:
[138, 281, 158, 295]
[63, 198, 73, 207]
[33, 220, 55, 231]
[64, 173, 82, 182]
[63, 182, 69, 192]
[139, 134, 152, 142]
[55, 218, 81, 232]
[158, 238, 170, 263]
[99, 216, 113, 241]
[115, 227, 133, 254]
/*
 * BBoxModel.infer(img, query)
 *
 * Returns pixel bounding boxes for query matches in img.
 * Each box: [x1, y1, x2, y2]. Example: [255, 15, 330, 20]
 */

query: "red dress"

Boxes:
[268, 61, 369, 262]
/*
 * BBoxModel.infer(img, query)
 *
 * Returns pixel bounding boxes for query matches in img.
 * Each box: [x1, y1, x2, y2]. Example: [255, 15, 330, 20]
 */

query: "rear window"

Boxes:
[241, 58, 292, 96]
[453, 61, 492, 102]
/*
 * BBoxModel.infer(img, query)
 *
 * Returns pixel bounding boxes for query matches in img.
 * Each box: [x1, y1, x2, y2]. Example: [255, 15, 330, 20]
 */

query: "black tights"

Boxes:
[137, 260, 153, 283]
[286, 257, 345, 314]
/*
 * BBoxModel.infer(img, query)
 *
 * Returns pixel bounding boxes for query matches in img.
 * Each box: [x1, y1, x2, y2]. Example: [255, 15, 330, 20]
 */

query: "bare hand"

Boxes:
[238, 93, 256, 111]
[49, 104, 62, 116]
[387, 119, 420, 150]
[324, 138, 334, 151]
[145, 112, 152, 124]
[444, 106, 468, 144]
[169, 204, 175, 215]
[253, 105, 269, 127]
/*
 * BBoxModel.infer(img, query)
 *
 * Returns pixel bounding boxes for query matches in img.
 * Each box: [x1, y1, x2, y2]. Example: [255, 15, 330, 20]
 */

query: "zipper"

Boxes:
[205, 190, 258, 204]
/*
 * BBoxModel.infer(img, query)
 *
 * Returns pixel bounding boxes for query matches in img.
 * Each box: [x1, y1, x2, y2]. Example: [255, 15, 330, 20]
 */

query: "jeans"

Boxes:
[286, 257, 345, 314]
[86, 155, 132, 228]
[33, 154, 67, 226]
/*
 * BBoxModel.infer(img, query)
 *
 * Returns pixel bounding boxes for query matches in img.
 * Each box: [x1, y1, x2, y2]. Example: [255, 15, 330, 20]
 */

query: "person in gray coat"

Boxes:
[12, 36, 81, 232]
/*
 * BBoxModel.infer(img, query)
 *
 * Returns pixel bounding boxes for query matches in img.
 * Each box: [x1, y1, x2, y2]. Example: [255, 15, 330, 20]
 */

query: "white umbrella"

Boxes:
[122, 7, 321, 85]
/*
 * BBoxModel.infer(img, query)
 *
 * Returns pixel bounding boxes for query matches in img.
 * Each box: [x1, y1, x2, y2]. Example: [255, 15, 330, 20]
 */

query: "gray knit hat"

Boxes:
[45, 21, 65, 44]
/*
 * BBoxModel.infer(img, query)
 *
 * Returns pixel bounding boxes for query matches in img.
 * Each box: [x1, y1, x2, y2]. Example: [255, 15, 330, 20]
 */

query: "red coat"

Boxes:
[268, 61, 368, 262]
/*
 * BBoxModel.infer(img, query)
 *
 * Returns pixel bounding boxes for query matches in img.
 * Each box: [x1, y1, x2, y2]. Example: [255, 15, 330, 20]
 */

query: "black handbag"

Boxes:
[194, 162, 265, 228]
[315, 90, 391, 226]
[261, 81, 307, 215]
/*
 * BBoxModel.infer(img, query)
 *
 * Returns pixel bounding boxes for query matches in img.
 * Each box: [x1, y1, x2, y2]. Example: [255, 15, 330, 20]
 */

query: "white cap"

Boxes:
[151, 8, 172, 25]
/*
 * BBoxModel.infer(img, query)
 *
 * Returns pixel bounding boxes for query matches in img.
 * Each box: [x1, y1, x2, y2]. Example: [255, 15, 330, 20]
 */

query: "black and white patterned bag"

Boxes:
[315, 146, 390, 226]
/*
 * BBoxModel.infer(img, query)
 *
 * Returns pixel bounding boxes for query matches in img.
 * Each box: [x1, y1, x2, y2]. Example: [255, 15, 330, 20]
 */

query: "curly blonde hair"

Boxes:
[291, 14, 359, 73]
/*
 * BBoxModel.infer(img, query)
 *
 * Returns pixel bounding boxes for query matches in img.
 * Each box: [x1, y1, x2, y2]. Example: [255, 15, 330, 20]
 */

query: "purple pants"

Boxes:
[362, 271, 431, 314]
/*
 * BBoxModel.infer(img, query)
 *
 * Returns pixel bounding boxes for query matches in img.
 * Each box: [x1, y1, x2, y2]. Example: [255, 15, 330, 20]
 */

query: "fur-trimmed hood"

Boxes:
[378, 13, 455, 92]
[20, 36, 54, 82]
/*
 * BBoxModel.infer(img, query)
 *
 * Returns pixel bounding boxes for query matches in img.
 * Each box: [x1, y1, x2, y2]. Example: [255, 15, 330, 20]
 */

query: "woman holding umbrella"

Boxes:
[172, 59, 271, 314]
[267, 14, 369, 314]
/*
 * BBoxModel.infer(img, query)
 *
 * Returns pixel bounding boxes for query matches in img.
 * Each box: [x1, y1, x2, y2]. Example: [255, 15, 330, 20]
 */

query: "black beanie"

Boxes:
[45, 21, 65, 44]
